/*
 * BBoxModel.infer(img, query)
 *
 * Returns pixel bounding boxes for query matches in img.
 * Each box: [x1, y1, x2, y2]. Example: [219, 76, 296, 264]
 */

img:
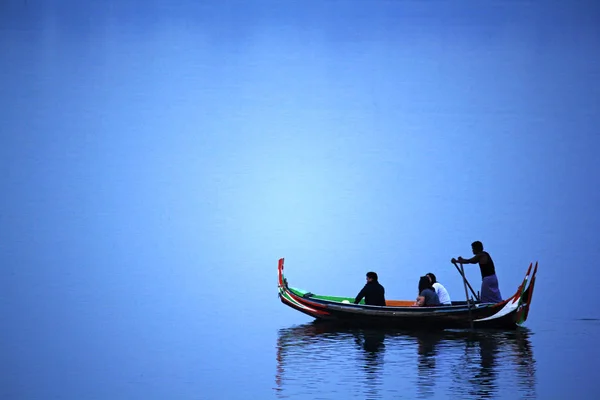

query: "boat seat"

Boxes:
[385, 300, 415, 307]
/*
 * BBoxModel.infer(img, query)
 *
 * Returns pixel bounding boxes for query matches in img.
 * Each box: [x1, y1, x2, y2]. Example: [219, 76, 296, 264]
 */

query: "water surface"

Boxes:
[276, 322, 536, 399]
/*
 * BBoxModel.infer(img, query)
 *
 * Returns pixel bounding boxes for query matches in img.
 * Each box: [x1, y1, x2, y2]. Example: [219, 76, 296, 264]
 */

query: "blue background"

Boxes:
[2, 1, 599, 399]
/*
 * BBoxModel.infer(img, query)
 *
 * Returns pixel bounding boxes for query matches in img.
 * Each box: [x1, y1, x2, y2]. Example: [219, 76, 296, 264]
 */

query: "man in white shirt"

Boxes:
[426, 273, 452, 305]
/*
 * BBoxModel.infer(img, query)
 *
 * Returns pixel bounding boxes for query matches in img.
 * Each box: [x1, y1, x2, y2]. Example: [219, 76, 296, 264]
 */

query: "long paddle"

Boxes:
[459, 262, 474, 330]
[452, 261, 479, 301]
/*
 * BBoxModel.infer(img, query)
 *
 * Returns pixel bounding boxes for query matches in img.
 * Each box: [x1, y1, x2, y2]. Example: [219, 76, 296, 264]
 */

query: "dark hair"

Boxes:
[366, 272, 378, 281]
[426, 272, 437, 284]
[418, 276, 432, 293]
[471, 241, 484, 252]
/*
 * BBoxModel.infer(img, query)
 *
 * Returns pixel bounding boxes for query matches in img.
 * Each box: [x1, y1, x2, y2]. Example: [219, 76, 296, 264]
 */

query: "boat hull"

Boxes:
[277, 258, 537, 330]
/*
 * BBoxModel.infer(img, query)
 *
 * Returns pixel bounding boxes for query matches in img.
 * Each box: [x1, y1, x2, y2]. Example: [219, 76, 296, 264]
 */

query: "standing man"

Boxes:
[354, 272, 386, 306]
[452, 241, 502, 303]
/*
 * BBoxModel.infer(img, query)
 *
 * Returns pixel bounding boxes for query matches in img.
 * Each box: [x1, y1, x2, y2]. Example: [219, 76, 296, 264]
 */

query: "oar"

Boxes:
[452, 261, 479, 301]
[459, 262, 474, 330]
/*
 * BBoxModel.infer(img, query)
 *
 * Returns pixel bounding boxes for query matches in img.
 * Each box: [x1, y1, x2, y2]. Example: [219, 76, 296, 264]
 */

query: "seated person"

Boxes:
[354, 271, 386, 306]
[426, 272, 452, 305]
[414, 276, 441, 307]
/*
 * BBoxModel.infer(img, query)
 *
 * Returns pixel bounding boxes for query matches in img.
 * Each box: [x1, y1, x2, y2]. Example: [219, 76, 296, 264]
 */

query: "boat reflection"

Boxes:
[275, 322, 536, 399]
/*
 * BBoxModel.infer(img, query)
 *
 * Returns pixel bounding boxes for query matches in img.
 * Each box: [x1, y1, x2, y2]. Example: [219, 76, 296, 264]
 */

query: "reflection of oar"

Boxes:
[452, 261, 479, 301]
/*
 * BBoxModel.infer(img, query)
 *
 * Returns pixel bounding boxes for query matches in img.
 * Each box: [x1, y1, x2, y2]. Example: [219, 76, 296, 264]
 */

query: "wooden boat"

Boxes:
[277, 258, 538, 330]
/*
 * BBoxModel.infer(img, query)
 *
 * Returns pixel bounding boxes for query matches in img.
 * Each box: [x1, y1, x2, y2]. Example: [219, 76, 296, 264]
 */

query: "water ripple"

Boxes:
[275, 322, 536, 399]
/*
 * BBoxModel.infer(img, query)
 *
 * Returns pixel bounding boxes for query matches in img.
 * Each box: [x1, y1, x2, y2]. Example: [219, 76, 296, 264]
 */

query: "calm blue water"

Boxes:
[275, 318, 600, 400]
[2, 1, 600, 399]
[276, 323, 537, 399]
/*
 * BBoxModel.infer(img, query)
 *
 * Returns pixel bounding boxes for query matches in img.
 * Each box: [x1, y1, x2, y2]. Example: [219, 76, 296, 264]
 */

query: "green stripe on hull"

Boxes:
[287, 287, 364, 304]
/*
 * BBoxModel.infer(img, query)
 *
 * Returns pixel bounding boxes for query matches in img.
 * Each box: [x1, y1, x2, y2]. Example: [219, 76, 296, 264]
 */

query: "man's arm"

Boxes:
[414, 296, 425, 307]
[354, 286, 367, 304]
[458, 254, 481, 264]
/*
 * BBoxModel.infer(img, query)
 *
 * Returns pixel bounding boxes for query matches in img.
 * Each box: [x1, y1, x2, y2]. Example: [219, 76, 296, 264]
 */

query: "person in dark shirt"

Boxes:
[452, 240, 503, 303]
[354, 271, 386, 306]
[414, 275, 441, 307]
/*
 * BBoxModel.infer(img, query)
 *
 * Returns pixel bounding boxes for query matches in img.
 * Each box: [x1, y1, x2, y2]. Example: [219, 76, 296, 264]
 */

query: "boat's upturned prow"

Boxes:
[277, 258, 538, 330]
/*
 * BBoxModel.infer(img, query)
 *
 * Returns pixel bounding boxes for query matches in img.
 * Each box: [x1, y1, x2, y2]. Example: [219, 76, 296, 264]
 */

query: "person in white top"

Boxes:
[426, 272, 452, 305]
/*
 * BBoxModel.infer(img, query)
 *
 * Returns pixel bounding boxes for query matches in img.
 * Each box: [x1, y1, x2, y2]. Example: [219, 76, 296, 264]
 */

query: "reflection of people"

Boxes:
[414, 331, 444, 398]
[276, 322, 386, 400]
[357, 329, 386, 400]
[450, 329, 536, 399]
[275, 323, 536, 400]
[414, 276, 441, 306]
[354, 272, 386, 306]
[426, 272, 452, 305]
[361, 330, 386, 353]
[452, 241, 502, 303]
[469, 332, 499, 399]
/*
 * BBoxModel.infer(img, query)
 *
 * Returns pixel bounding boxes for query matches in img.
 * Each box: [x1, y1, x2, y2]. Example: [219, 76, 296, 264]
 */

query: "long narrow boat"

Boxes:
[277, 258, 538, 330]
